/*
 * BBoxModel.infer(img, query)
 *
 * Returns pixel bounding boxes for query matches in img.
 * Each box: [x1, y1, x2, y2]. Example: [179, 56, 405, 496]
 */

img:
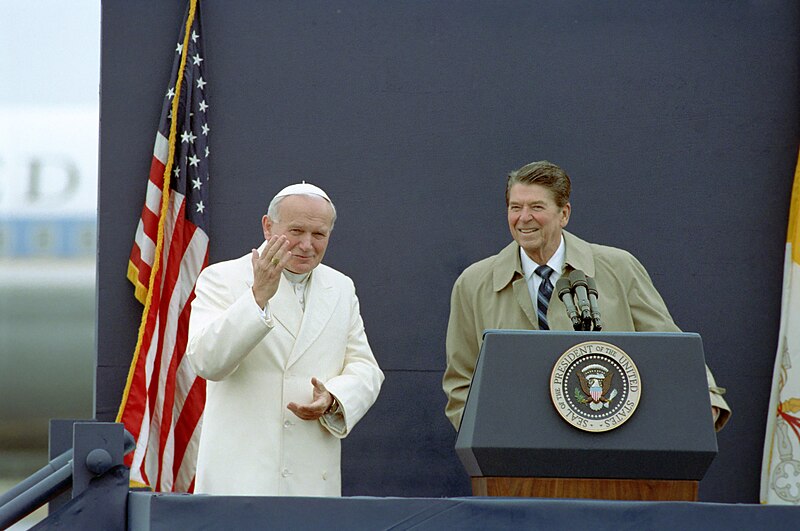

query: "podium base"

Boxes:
[471, 477, 698, 501]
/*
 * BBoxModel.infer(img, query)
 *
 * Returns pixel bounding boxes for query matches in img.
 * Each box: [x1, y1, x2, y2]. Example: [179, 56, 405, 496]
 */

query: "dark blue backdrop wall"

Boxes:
[97, 0, 799, 502]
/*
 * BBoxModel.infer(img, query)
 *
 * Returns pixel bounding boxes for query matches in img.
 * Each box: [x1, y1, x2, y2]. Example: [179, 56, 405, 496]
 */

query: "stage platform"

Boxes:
[128, 492, 796, 530]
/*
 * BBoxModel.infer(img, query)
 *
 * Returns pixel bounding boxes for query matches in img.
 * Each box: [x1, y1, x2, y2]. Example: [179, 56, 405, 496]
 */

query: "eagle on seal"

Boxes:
[578, 369, 614, 411]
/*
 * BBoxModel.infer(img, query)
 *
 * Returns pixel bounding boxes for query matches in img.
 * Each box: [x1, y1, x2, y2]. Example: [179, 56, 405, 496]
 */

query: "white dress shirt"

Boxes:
[519, 235, 566, 308]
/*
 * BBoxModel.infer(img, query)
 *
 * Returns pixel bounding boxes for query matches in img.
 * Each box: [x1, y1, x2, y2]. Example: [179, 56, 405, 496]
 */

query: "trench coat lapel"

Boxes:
[286, 268, 337, 368]
[562, 230, 596, 277]
[512, 277, 538, 329]
[493, 241, 539, 329]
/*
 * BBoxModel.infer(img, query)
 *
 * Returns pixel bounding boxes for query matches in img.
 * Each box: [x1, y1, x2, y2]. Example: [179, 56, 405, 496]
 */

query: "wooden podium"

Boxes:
[471, 477, 698, 501]
[455, 331, 718, 501]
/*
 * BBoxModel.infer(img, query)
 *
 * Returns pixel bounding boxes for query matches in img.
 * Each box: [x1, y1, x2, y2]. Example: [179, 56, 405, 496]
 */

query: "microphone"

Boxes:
[556, 277, 583, 331]
[568, 270, 592, 330]
[586, 276, 602, 331]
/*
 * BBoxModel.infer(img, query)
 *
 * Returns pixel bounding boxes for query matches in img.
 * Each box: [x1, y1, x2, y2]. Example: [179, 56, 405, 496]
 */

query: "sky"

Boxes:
[0, 1, 100, 107]
[0, 1, 100, 216]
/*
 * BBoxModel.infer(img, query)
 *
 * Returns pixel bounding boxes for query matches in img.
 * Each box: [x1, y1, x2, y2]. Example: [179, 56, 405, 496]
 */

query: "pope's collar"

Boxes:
[283, 269, 311, 284]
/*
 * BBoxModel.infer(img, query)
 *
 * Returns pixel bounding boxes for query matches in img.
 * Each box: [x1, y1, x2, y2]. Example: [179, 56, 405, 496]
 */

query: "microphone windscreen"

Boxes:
[555, 277, 571, 296]
[569, 269, 588, 288]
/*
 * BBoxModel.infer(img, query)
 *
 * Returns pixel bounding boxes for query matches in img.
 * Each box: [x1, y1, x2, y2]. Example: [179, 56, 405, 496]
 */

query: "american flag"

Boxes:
[118, 0, 209, 493]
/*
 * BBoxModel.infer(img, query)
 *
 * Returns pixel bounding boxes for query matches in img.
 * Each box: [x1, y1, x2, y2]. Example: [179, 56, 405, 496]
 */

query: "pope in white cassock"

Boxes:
[187, 182, 384, 496]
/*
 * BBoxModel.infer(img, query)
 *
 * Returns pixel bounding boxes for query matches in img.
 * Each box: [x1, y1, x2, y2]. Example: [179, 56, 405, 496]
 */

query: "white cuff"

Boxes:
[257, 299, 274, 326]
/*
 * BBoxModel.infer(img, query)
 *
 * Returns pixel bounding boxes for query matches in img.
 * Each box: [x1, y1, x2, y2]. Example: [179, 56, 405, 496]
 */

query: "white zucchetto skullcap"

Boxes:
[273, 181, 331, 202]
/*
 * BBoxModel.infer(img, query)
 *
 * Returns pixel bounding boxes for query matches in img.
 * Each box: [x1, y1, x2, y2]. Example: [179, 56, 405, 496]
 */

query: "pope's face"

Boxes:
[507, 183, 570, 264]
[262, 194, 334, 274]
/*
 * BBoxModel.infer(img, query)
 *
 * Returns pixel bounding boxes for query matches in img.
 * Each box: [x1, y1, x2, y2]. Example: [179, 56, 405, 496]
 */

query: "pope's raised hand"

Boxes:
[251, 235, 291, 307]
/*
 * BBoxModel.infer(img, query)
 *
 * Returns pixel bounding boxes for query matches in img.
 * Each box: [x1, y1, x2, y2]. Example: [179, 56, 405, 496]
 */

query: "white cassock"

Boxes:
[187, 245, 384, 496]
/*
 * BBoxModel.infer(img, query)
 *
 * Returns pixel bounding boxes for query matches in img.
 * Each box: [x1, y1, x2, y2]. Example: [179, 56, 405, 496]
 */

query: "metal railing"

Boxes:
[0, 429, 134, 529]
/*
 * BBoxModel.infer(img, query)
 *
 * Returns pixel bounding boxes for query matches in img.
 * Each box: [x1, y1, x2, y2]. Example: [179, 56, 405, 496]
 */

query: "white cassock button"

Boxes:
[322, 471, 328, 480]
[281, 468, 290, 478]
[283, 420, 291, 428]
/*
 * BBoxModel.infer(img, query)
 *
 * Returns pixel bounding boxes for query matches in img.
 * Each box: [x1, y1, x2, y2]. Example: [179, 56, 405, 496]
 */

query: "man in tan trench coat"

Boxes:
[443, 161, 730, 432]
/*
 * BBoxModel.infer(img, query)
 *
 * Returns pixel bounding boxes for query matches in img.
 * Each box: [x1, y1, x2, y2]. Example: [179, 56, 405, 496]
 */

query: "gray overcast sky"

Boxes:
[0, 1, 100, 106]
[0, 1, 100, 214]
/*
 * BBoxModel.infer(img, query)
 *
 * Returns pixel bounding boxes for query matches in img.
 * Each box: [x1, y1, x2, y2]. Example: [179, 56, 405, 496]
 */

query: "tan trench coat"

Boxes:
[443, 230, 730, 431]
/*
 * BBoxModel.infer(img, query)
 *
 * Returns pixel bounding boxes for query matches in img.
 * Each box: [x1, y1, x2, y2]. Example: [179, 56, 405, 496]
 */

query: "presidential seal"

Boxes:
[549, 341, 641, 432]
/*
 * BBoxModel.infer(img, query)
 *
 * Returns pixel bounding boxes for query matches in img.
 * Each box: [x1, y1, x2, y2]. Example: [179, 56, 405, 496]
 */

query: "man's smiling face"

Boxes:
[507, 183, 570, 265]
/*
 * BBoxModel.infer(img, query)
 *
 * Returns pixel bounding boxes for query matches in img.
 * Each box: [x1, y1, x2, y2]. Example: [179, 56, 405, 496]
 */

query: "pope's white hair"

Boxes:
[267, 193, 337, 228]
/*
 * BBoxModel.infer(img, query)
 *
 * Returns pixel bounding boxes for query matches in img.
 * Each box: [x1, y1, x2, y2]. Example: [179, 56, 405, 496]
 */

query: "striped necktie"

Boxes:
[535, 265, 554, 330]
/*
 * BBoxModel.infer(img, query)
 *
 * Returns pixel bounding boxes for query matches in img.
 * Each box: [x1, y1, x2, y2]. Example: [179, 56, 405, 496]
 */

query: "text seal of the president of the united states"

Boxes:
[550, 341, 642, 433]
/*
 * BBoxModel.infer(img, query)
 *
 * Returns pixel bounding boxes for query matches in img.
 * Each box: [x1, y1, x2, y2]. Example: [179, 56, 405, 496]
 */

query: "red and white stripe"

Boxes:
[122, 131, 207, 492]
